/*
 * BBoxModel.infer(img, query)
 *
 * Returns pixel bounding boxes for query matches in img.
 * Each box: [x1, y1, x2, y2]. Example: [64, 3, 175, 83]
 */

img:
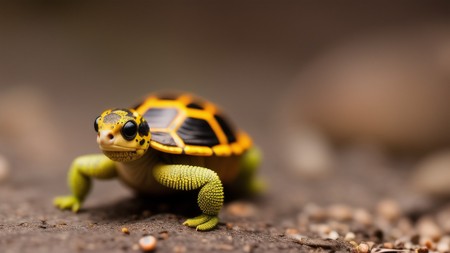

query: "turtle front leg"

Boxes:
[54, 154, 117, 212]
[153, 164, 224, 231]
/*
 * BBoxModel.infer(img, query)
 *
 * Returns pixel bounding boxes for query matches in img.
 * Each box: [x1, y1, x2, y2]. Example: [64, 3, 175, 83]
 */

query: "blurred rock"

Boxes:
[412, 150, 450, 196]
[436, 206, 450, 234]
[302, 202, 327, 221]
[376, 199, 402, 222]
[327, 204, 353, 221]
[0, 154, 10, 183]
[0, 86, 64, 168]
[281, 25, 450, 154]
[225, 201, 257, 218]
[282, 124, 335, 178]
[353, 208, 373, 226]
[416, 216, 442, 241]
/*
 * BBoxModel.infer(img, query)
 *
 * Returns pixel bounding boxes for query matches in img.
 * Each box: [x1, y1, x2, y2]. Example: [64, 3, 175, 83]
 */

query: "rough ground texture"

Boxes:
[0, 142, 445, 253]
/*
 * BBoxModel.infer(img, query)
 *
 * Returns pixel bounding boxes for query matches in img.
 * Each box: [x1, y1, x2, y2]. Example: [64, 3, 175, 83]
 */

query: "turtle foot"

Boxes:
[183, 214, 219, 231]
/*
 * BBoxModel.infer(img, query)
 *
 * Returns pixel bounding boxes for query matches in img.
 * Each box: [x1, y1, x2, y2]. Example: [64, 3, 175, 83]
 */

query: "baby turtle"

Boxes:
[54, 92, 262, 231]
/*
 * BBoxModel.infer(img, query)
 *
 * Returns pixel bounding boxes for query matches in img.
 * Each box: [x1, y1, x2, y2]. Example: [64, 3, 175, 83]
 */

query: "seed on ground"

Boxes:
[139, 235, 157, 251]
[121, 227, 130, 234]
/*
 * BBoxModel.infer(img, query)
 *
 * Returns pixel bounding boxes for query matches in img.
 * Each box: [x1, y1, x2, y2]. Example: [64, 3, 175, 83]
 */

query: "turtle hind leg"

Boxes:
[153, 164, 224, 231]
[232, 146, 265, 196]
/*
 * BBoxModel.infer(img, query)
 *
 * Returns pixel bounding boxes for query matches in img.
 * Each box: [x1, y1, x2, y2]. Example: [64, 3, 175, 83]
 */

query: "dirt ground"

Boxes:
[0, 156, 403, 253]
[0, 135, 442, 253]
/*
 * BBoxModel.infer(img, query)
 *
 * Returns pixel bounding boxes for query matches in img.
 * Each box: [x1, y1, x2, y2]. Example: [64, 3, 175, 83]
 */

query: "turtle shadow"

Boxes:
[83, 189, 263, 223]
[85, 191, 200, 222]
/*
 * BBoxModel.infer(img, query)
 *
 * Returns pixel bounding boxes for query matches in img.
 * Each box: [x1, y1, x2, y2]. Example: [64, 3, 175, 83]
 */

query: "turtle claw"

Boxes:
[53, 195, 81, 213]
[183, 214, 219, 231]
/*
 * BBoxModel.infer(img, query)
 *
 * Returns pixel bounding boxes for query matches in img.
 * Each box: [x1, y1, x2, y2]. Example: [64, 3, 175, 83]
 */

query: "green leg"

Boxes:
[153, 164, 224, 231]
[54, 154, 117, 212]
[234, 147, 264, 195]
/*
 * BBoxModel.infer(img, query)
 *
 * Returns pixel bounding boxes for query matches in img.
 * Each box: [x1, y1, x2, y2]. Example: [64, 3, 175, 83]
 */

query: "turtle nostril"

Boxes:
[107, 134, 114, 140]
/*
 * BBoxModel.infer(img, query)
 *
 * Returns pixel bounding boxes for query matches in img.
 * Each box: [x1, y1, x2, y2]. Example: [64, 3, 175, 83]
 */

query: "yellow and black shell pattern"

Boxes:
[134, 93, 252, 156]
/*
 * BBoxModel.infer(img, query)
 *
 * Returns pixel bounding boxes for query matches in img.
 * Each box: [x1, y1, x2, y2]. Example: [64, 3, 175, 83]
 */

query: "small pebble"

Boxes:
[358, 242, 369, 253]
[132, 244, 140, 251]
[376, 199, 401, 222]
[383, 242, 394, 249]
[395, 236, 411, 248]
[327, 230, 339, 240]
[285, 228, 299, 235]
[158, 231, 169, 240]
[412, 150, 450, 196]
[423, 239, 434, 250]
[436, 209, 450, 233]
[226, 202, 257, 218]
[303, 203, 327, 221]
[417, 216, 442, 241]
[437, 240, 450, 252]
[328, 220, 350, 234]
[243, 244, 253, 253]
[139, 235, 157, 251]
[397, 217, 414, 234]
[121, 227, 130, 234]
[173, 245, 186, 253]
[404, 241, 413, 249]
[310, 224, 331, 235]
[327, 204, 353, 221]
[345, 232, 356, 241]
[353, 208, 373, 226]
[289, 233, 307, 241]
[349, 241, 358, 248]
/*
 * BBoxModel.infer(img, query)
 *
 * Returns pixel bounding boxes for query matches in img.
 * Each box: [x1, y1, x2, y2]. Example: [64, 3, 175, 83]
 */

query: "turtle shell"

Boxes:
[134, 93, 252, 156]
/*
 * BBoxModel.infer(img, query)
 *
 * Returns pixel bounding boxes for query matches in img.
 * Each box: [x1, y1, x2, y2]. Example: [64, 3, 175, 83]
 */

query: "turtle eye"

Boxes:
[121, 120, 138, 141]
[94, 116, 100, 132]
[138, 121, 149, 136]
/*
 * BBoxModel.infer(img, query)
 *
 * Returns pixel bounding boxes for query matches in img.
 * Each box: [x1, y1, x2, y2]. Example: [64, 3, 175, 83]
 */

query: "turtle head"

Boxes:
[95, 108, 151, 162]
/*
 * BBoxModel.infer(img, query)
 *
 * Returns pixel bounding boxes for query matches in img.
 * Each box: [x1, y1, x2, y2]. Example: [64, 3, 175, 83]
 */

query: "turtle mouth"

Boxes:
[102, 150, 142, 162]
[99, 144, 146, 162]
[99, 144, 137, 152]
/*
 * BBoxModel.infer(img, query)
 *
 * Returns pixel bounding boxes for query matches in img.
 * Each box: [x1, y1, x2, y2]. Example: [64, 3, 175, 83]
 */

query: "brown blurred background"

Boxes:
[2, 1, 450, 252]
[1, 0, 450, 210]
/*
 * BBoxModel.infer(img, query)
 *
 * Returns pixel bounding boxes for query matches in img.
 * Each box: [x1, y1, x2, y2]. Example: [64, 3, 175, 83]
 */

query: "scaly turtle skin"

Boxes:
[54, 92, 262, 231]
